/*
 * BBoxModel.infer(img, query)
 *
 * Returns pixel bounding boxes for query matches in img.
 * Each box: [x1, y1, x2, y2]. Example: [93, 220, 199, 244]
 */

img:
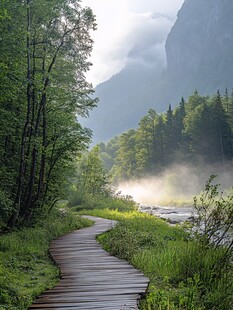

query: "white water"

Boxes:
[139, 205, 194, 223]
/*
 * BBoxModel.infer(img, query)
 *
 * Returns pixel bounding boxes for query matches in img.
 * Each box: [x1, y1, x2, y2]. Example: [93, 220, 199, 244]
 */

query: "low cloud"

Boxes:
[82, 0, 185, 86]
[126, 12, 173, 69]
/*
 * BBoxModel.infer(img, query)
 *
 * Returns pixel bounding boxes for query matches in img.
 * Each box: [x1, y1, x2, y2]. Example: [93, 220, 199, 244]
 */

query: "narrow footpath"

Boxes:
[29, 216, 149, 309]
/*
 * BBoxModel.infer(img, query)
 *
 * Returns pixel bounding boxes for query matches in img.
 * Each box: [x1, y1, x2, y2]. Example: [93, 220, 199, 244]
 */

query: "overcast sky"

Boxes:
[82, 0, 185, 86]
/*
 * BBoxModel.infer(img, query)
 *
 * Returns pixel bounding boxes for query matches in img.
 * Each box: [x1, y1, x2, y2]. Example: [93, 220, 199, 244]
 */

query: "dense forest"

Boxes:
[98, 90, 233, 183]
[0, 0, 96, 227]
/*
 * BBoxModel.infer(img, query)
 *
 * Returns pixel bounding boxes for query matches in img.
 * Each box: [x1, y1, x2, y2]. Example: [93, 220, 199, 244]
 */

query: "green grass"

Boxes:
[76, 205, 233, 310]
[69, 192, 138, 212]
[0, 209, 92, 309]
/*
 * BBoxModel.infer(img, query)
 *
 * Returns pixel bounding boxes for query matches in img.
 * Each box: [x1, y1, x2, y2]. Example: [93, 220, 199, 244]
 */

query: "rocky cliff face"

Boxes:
[164, 0, 233, 98]
[83, 0, 233, 143]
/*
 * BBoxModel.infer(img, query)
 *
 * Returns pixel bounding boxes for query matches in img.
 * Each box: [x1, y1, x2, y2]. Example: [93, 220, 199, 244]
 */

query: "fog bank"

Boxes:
[117, 164, 233, 206]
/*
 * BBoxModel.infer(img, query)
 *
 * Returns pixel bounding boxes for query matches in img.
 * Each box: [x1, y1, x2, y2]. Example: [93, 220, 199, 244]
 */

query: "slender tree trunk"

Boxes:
[24, 45, 47, 217]
[27, 99, 47, 221]
[38, 102, 47, 197]
[24, 37, 36, 184]
[34, 49, 47, 207]
[42, 136, 58, 200]
[25, 36, 67, 217]
[8, 0, 31, 227]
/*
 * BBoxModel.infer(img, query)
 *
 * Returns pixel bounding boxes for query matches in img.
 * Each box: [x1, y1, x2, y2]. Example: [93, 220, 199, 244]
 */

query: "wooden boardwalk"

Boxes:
[29, 216, 149, 309]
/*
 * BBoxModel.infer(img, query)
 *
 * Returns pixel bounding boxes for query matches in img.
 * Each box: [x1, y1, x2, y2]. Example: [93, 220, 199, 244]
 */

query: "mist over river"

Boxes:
[117, 163, 233, 223]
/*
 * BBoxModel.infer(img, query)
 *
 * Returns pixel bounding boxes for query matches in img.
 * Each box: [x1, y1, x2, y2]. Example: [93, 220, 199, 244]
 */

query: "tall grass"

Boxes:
[71, 181, 233, 310]
[69, 190, 138, 212]
[0, 209, 92, 309]
[81, 206, 232, 310]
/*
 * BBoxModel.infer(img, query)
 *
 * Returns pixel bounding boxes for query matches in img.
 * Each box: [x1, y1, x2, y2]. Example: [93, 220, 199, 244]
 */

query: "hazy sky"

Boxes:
[82, 0, 185, 86]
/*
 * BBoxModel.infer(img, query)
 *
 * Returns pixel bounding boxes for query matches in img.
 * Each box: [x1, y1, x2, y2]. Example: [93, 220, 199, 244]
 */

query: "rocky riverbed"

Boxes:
[139, 205, 195, 224]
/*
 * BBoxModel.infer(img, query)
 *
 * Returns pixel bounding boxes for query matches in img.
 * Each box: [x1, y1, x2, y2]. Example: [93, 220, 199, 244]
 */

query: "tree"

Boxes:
[0, 0, 97, 226]
[185, 101, 212, 159]
[135, 109, 159, 175]
[185, 89, 209, 112]
[173, 97, 186, 146]
[227, 89, 233, 132]
[74, 146, 110, 197]
[0, 0, 27, 222]
[98, 137, 120, 171]
[184, 91, 233, 164]
[223, 88, 229, 112]
[164, 104, 176, 163]
[112, 130, 137, 182]
[210, 90, 233, 164]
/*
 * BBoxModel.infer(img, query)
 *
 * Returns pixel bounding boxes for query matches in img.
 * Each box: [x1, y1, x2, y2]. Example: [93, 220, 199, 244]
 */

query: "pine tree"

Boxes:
[210, 90, 233, 164]
[173, 97, 186, 147]
[164, 104, 175, 163]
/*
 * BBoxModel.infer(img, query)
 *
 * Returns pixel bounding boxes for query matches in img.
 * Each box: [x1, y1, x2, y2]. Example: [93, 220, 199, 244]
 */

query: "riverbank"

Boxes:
[78, 203, 233, 309]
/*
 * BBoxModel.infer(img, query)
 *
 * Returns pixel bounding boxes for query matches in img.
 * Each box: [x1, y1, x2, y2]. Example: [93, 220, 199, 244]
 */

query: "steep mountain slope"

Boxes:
[162, 0, 233, 102]
[83, 0, 233, 143]
[84, 62, 162, 143]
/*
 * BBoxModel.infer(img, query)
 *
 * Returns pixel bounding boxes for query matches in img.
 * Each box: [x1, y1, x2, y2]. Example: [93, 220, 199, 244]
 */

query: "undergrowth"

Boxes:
[96, 211, 232, 310]
[76, 196, 232, 310]
[0, 208, 92, 309]
[69, 190, 138, 212]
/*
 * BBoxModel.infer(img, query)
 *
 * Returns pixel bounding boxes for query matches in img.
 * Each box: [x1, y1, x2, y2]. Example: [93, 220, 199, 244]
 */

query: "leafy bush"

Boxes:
[193, 175, 233, 252]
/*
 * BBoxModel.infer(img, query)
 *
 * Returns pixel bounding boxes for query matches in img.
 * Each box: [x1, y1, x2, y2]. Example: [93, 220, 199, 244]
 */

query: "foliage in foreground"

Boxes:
[193, 176, 233, 255]
[96, 212, 232, 310]
[78, 179, 233, 310]
[0, 209, 92, 309]
[0, 0, 96, 227]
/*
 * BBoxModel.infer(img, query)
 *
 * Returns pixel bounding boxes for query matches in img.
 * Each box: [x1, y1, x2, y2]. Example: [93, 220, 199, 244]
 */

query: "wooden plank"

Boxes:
[29, 216, 149, 309]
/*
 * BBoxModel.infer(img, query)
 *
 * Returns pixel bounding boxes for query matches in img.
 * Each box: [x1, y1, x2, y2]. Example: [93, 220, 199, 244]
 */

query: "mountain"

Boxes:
[162, 0, 233, 103]
[83, 0, 233, 144]
[83, 61, 162, 143]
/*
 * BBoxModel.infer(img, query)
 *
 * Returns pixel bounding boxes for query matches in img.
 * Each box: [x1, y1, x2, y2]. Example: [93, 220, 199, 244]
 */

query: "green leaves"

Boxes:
[0, 0, 96, 226]
[192, 175, 233, 251]
[75, 146, 111, 197]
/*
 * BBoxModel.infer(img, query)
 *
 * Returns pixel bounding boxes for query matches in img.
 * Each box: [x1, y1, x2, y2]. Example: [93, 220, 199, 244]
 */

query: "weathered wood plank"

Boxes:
[29, 216, 149, 309]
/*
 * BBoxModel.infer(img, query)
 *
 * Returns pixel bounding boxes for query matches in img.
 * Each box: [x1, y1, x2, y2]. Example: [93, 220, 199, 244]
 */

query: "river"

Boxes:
[139, 205, 195, 224]
[139, 204, 233, 244]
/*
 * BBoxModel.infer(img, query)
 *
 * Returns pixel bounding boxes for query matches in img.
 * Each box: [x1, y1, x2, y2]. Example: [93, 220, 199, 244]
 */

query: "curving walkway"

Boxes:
[29, 216, 149, 309]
